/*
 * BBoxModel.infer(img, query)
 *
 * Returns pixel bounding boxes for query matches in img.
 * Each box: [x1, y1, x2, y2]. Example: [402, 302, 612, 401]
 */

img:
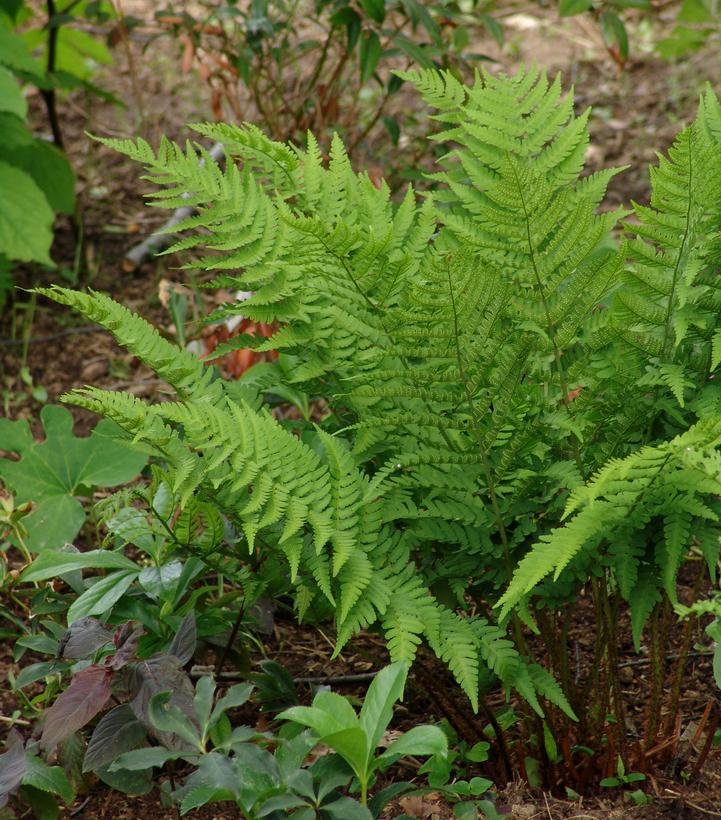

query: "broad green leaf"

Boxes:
[148, 691, 202, 747]
[359, 662, 407, 763]
[67, 569, 139, 624]
[21, 549, 138, 581]
[312, 691, 358, 728]
[377, 724, 447, 765]
[23, 756, 74, 804]
[193, 674, 216, 729]
[110, 747, 193, 771]
[255, 794, 309, 815]
[0, 405, 146, 551]
[20, 785, 59, 820]
[277, 705, 347, 738]
[359, 30, 381, 84]
[138, 560, 183, 599]
[323, 797, 373, 819]
[0, 160, 53, 265]
[5, 138, 75, 214]
[180, 786, 236, 814]
[14, 661, 57, 688]
[209, 682, 254, 729]
[321, 727, 369, 781]
[0, 65, 25, 117]
[0, 25, 43, 77]
[93, 762, 153, 795]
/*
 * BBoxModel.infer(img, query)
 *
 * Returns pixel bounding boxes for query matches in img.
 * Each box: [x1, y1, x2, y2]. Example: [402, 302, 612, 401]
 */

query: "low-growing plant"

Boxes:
[0, 730, 75, 819]
[0, 405, 146, 553]
[29, 63, 721, 792]
[279, 661, 447, 804]
[104, 661, 445, 816]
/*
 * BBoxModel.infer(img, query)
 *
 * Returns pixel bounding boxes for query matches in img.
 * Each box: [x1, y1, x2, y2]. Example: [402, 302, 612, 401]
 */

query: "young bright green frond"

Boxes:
[38, 286, 218, 400]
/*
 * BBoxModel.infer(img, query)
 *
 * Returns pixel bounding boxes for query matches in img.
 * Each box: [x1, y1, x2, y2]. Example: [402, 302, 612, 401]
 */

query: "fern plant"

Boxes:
[36, 65, 721, 785]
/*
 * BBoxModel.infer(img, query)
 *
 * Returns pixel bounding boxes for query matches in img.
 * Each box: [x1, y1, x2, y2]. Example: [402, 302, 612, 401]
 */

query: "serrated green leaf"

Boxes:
[23, 756, 74, 804]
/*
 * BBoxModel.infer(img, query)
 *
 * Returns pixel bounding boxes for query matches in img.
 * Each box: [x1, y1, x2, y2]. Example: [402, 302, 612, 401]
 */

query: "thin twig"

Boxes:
[619, 650, 711, 669]
[0, 714, 31, 726]
[190, 665, 378, 685]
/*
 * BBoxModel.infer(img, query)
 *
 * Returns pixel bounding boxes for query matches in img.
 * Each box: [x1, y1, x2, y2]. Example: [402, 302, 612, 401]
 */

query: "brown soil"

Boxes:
[2, 2, 721, 818]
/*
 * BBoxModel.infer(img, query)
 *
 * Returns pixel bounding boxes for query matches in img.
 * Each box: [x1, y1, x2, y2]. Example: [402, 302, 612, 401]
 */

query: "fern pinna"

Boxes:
[40, 66, 721, 727]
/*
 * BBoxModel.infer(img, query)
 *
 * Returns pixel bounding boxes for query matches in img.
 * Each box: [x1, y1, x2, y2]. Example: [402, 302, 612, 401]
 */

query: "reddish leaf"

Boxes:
[107, 624, 143, 670]
[58, 617, 113, 660]
[0, 732, 26, 807]
[41, 666, 112, 752]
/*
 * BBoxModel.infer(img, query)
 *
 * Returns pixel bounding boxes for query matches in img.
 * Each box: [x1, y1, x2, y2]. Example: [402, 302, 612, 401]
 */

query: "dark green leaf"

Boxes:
[601, 11, 629, 61]
[23, 756, 74, 804]
[559, 0, 593, 16]
[359, 0, 385, 24]
[22, 550, 138, 582]
[4, 139, 75, 214]
[0, 406, 146, 552]
[359, 30, 381, 84]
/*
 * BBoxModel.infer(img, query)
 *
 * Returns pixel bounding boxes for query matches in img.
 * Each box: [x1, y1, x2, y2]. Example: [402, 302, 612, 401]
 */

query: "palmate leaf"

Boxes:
[0, 405, 146, 551]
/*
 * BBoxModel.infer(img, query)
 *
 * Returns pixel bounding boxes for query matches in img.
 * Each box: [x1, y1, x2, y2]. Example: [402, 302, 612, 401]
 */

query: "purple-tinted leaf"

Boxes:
[125, 655, 197, 748]
[83, 704, 146, 772]
[108, 624, 143, 670]
[41, 666, 112, 752]
[248, 598, 275, 635]
[168, 612, 196, 665]
[58, 617, 113, 660]
[0, 732, 26, 807]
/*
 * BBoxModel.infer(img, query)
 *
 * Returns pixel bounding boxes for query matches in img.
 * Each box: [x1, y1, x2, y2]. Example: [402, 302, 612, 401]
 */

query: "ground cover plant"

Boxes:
[3, 60, 717, 817]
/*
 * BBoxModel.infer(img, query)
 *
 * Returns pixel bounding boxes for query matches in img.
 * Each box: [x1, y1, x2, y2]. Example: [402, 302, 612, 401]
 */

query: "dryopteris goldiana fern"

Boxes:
[38, 65, 721, 718]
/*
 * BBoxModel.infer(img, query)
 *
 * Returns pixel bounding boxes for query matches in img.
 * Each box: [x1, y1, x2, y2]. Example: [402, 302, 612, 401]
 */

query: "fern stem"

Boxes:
[661, 557, 707, 738]
[600, 574, 625, 753]
[644, 600, 667, 749]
